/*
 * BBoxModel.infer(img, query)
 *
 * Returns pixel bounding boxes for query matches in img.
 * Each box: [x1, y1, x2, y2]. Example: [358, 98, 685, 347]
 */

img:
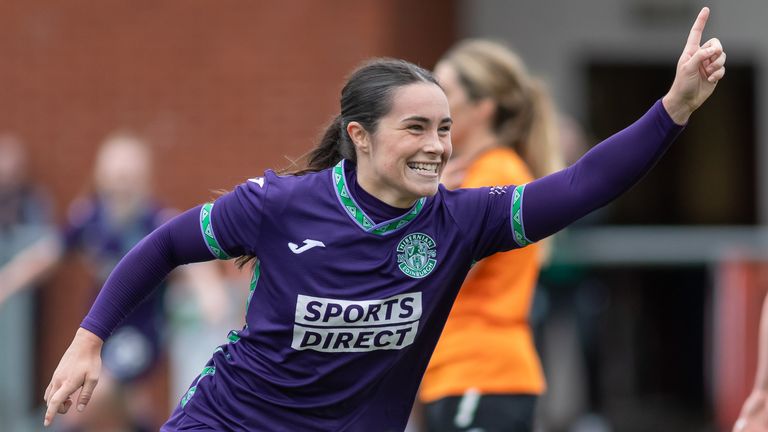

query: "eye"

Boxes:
[407, 124, 424, 132]
[438, 125, 451, 135]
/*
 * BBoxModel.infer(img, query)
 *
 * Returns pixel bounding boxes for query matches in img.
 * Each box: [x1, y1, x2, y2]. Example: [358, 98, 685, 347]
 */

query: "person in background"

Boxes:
[0, 133, 53, 234]
[734, 294, 768, 432]
[0, 133, 55, 431]
[417, 39, 563, 432]
[0, 133, 57, 305]
[0, 132, 227, 431]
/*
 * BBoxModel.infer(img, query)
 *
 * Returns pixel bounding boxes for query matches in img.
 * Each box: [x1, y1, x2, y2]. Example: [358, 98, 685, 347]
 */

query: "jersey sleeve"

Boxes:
[204, 175, 269, 259]
[519, 99, 683, 242]
[444, 185, 523, 261]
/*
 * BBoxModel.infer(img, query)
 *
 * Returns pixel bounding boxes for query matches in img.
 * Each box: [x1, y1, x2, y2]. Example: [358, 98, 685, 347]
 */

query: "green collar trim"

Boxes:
[332, 160, 426, 236]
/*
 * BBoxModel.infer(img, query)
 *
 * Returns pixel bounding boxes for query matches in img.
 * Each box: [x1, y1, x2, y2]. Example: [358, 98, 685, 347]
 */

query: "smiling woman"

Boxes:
[43, 9, 726, 430]
[350, 82, 453, 208]
[294, 59, 452, 208]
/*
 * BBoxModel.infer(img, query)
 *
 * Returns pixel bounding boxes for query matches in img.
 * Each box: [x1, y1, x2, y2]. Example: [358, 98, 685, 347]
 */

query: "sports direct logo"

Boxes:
[291, 293, 422, 353]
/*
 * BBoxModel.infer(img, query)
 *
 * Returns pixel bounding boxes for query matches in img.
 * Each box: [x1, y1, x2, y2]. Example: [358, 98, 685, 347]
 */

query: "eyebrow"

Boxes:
[401, 115, 453, 125]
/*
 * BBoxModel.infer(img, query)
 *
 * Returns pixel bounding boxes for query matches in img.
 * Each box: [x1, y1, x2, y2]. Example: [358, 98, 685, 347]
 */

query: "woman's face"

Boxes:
[94, 138, 151, 204]
[352, 82, 452, 208]
[434, 62, 485, 152]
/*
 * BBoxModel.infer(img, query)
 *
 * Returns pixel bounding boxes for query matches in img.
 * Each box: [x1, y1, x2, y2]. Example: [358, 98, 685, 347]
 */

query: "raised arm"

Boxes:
[513, 7, 725, 245]
[663, 6, 725, 124]
[43, 205, 214, 427]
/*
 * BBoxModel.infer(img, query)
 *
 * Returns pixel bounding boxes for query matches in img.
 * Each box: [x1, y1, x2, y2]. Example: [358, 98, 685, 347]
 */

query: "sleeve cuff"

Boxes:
[199, 202, 233, 260]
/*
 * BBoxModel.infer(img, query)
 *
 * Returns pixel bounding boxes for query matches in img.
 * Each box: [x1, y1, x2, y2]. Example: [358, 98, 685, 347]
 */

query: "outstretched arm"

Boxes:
[515, 7, 725, 245]
[733, 295, 768, 432]
[43, 205, 214, 427]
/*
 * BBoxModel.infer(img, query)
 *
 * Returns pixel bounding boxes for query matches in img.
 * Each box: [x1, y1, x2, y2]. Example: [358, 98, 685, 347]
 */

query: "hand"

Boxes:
[43, 328, 103, 427]
[662, 7, 726, 125]
[734, 389, 768, 432]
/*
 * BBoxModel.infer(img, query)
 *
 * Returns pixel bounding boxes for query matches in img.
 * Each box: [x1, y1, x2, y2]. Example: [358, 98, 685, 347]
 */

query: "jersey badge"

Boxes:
[396, 232, 437, 278]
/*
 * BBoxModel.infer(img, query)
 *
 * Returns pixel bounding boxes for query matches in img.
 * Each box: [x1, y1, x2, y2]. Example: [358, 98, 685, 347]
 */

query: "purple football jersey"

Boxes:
[177, 160, 521, 431]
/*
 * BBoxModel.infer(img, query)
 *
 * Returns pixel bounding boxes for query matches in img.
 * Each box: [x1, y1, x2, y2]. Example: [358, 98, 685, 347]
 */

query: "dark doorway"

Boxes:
[586, 61, 757, 225]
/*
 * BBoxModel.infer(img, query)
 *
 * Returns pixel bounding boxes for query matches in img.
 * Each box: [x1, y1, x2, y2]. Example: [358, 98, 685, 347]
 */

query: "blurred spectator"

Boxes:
[0, 133, 55, 431]
[418, 39, 563, 432]
[0, 133, 53, 234]
[0, 131, 228, 431]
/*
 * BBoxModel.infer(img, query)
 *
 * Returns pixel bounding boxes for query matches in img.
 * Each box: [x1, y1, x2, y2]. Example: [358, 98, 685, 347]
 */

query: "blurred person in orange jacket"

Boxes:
[418, 39, 564, 431]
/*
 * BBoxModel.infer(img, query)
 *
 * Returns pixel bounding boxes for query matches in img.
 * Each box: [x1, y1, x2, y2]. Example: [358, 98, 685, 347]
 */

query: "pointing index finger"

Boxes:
[44, 383, 77, 427]
[685, 7, 710, 55]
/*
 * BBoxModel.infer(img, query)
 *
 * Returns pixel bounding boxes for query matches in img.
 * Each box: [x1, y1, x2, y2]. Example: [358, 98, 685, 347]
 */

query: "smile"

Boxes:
[406, 162, 439, 175]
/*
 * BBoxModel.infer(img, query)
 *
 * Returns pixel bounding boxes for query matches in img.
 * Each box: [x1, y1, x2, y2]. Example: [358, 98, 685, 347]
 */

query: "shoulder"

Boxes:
[262, 168, 331, 191]
[463, 147, 533, 187]
[257, 168, 332, 203]
[221, 168, 333, 216]
[66, 196, 99, 227]
[436, 184, 499, 218]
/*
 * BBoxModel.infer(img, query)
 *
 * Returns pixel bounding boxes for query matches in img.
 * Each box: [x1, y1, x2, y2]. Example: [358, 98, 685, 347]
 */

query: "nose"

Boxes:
[423, 131, 446, 156]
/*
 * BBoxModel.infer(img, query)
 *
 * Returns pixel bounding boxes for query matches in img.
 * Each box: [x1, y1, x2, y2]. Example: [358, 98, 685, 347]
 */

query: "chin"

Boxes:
[412, 183, 439, 198]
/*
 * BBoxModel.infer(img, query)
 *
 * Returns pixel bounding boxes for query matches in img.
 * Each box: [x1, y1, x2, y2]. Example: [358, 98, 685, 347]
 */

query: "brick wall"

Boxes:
[0, 0, 454, 424]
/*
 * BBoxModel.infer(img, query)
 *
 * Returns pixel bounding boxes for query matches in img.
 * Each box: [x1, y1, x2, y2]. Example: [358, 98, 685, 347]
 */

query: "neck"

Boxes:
[103, 195, 145, 225]
[357, 175, 416, 209]
[452, 128, 499, 163]
[354, 164, 417, 209]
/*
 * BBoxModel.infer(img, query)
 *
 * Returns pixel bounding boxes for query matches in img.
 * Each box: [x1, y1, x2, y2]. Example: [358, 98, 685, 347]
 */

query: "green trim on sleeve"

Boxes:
[200, 202, 232, 260]
[511, 185, 533, 247]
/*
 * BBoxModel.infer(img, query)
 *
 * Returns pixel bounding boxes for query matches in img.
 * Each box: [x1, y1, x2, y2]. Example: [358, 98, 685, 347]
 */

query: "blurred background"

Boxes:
[0, 0, 765, 431]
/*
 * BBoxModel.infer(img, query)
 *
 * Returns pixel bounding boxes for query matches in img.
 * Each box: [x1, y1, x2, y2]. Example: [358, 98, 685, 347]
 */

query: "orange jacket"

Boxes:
[419, 147, 545, 402]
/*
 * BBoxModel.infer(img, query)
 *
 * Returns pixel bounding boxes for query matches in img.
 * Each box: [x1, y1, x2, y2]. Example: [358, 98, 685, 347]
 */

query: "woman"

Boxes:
[2, 133, 227, 430]
[418, 39, 562, 431]
[43, 8, 724, 431]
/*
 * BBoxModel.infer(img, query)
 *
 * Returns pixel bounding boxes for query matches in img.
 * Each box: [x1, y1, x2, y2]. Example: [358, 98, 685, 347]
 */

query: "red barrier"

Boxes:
[714, 257, 768, 430]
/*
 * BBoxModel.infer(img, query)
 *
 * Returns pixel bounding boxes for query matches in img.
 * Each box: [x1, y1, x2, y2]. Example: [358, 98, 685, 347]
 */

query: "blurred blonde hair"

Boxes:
[440, 39, 564, 177]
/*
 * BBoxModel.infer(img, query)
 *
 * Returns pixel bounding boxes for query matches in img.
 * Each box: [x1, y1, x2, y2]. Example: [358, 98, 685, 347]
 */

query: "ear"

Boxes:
[476, 98, 496, 122]
[347, 121, 371, 154]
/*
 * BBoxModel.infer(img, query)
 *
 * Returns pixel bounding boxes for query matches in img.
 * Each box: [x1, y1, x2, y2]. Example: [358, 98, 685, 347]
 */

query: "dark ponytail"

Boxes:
[304, 115, 356, 172]
[286, 58, 438, 175]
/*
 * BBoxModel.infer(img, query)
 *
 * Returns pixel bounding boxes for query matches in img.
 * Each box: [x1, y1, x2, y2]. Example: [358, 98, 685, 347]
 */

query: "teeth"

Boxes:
[407, 162, 439, 173]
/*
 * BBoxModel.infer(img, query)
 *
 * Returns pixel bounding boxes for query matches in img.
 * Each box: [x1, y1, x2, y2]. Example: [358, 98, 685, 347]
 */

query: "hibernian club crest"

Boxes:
[396, 232, 437, 278]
